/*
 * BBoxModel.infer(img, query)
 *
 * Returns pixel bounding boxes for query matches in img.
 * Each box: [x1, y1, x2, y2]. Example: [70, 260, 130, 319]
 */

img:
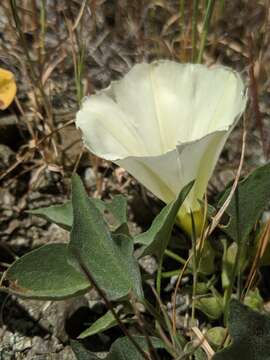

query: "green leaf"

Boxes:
[213, 299, 270, 360]
[29, 195, 127, 233]
[135, 181, 194, 259]
[3, 244, 90, 300]
[68, 175, 143, 301]
[106, 195, 128, 229]
[72, 336, 164, 360]
[184, 342, 207, 360]
[195, 296, 223, 320]
[221, 241, 247, 290]
[71, 340, 99, 360]
[106, 336, 164, 360]
[28, 202, 73, 230]
[79, 310, 117, 339]
[218, 163, 270, 243]
[197, 239, 216, 275]
[244, 288, 264, 312]
[206, 327, 227, 348]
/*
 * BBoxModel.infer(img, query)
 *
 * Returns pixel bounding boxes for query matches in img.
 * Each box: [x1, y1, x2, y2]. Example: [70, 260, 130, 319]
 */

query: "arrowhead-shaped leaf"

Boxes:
[28, 202, 73, 230]
[106, 336, 164, 360]
[3, 244, 90, 299]
[78, 310, 117, 339]
[72, 336, 164, 360]
[28, 195, 127, 233]
[134, 181, 194, 259]
[106, 195, 128, 229]
[68, 175, 143, 301]
[218, 163, 270, 243]
[213, 299, 270, 360]
[71, 340, 99, 360]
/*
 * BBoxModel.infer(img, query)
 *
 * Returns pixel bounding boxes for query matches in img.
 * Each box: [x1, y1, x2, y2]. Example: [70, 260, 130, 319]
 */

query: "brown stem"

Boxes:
[247, 34, 268, 158]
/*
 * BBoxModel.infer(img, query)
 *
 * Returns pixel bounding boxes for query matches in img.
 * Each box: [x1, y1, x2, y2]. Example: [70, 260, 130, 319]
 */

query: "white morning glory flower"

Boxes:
[76, 60, 247, 233]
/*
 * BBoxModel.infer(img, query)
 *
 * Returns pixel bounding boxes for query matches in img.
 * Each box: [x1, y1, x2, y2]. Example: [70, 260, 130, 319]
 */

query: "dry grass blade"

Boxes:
[129, 293, 161, 360]
[41, 51, 67, 85]
[208, 116, 247, 235]
[9, 0, 54, 127]
[72, 0, 88, 31]
[149, 284, 180, 356]
[0, 153, 28, 181]
[0, 119, 74, 181]
[191, 326, 215, 359]
[172, 252, 193, 336]
[247, 35, 268, 159]
[243, 218, 270, 297]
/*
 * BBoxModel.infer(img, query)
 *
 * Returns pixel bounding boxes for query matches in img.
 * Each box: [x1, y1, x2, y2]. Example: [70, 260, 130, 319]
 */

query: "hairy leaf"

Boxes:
[79, 310, 117, 339]
[219, 163, 270, 243]
[4, 244, 90, 300]
[72, 336, 164, 360]
[29, 195, 127, 233]
[213, 299, 270, 360]
[68, 175, 143, 301]
[135, 181, 194, 259]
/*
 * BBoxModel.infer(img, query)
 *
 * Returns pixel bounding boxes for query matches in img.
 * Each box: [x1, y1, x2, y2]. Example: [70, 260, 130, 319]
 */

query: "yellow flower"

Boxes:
[76, 60, 247, 234]
[0, 68, 16, 110]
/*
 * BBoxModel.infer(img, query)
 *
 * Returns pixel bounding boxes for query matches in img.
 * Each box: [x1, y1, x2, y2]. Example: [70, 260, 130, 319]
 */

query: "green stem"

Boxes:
[197, 0, 216, 63]
[192, 0, 199, 62]
[164, 249, 187, 265]
[161, 270, 186, 278]
[190, 211, 198, 323]
[223, 188, 242, 324]
[191, 255, 197, 322]
[39, 0, 46, 63]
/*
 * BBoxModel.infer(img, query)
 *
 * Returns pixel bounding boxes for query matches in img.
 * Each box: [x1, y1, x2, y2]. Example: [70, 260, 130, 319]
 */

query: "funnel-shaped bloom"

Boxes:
[76, 60, 247, 233]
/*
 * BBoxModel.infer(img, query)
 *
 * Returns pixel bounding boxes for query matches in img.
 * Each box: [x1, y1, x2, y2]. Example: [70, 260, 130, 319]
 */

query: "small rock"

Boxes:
[84, 167, 97, 188]
[9, 236, 29, 247]
[57, 346, 76, 360]
[0, 189, 15, 208]
[262, 211, 270, 222]
[30, 335, 62, 355]
[0, 144, 15, 169]
[138, 255, 157, 275]
[4, 219, 20, 235]
[39, 297, 88, 343]
[0, 347, 13, 360]
[46, 223, 69, 243]
[12, 335, 32, 352]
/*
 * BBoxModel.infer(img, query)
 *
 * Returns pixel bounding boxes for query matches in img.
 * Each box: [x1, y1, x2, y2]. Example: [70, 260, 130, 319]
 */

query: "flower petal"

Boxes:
[116, 150, 181, 205]
[176, 131, 229, 210]
[117, 130, 230, 213]
[0, 68, 16, 110]
[76, 61, 247, 232]
[111, 61, 246, 153]
[76, 93, 145, 161]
